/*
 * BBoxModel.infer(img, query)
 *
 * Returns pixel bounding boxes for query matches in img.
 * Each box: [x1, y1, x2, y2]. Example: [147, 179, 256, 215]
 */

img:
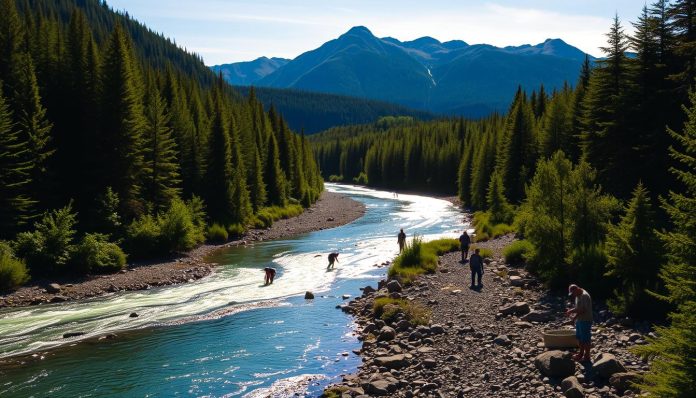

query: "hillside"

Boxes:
[236, 86, 436, 134]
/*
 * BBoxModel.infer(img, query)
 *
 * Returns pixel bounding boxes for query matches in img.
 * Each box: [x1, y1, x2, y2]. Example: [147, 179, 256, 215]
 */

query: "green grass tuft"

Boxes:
[388, 237, 459, 285]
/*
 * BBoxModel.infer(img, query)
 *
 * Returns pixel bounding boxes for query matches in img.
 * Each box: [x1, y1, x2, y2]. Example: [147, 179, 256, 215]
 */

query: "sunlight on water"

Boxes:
[0, 184, 466, 397]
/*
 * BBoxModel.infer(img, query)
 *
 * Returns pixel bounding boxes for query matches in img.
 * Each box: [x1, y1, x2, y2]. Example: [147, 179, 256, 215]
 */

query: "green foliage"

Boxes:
[253, 204, 304, 229]
[373, 297, 431, 326]
[328, 174, 343, 182]
[472, 211, 515, 242]
[206, 223, 228, 243]
[227, 223, 246, 238]
[0, 241, 29, 291]
[321, 386, 349, 398]
[475, 247, 493, 259]
[13, 204, 78, 275]
[352, 172, 368, 185]
[486, 171, 514, 224]
[389, 237, 459, 284]
[504, 240, 534, 265]
[73, 233, 126, 274]
[157, 198, 205, 253]
[124, 214, 161, 259]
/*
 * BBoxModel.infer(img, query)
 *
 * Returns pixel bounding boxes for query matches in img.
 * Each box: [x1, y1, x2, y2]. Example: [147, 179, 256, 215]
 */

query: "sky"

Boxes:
[105, 0, 642, 66]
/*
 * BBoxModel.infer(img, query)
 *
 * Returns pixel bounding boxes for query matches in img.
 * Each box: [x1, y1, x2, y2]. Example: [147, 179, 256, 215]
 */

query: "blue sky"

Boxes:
[106, 0, 642, 66]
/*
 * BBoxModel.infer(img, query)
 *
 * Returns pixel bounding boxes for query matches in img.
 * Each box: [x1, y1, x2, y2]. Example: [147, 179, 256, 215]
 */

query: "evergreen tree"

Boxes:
[142, 87, 181, 212]
[248, 145, 267, 211]
[227, 109, 252, 223]
[0, 0, 23, 85]
[264, 133, 287, 206]
[203, 98, 236, 224]
[486, 171, 513, 224]
[540, 86, 574, 158]
[0, 84, 33, 237]
[634, 89, 696, 398]
[605, 183, 662, 317]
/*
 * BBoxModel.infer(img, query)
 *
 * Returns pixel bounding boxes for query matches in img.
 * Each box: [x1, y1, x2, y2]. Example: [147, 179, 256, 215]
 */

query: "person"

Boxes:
[469, 248, 483, 288]
[263, 267, 276, 285]
[459, 230, 471, 262]
[566, 284, 593, 362]
[327, 252, 339, 270]
[397, 229, 406, 253]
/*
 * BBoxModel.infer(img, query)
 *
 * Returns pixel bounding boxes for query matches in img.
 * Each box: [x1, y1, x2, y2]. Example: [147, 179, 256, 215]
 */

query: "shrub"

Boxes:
[158, 198, 204, 253]
[478, 248, 493, 259]
[473, 211, 514, 242]
[353, 172, 368, 185]
[389, 237, 460, 284]
[207, 223, 228, 243]
[0, 242, 29, 291]
[328, 175, 344, 182]
[125, 215, 162, 259]
[13, 205, 78, 275]
[373, 297, 431, 326]
[503, 240, 534, 265]
[227, 223, 246, 238]
[73, 234, 126, 274]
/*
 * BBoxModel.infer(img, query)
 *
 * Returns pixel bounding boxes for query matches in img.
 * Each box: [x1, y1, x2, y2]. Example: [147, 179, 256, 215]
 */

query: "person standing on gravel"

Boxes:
[566, 284, 593, 361]
[397, 229, 407, 253]
[469, 248, 483, 288]
[459, 231, 471, 262]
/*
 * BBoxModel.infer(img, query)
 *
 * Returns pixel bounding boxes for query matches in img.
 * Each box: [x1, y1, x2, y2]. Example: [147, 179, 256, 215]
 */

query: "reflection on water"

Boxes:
[0, 184, 465, 397]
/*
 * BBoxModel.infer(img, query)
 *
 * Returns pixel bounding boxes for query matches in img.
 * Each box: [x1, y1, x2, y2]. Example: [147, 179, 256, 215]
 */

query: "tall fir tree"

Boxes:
[203, 97, 236, 224]
[264, 132, 287, 206]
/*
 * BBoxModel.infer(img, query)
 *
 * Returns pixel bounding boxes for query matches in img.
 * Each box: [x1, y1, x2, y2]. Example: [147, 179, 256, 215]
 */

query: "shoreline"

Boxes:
[0, 191, 366, 309]
[328, 234, 650, 397]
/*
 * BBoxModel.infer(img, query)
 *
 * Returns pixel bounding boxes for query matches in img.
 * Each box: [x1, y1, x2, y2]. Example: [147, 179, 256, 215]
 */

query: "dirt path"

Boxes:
[332, 235, 651, 398]
[0, 191, 365, 309]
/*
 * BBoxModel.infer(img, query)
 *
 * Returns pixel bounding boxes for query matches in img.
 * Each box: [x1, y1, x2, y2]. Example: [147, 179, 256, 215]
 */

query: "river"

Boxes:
[0, 184, 465, 397]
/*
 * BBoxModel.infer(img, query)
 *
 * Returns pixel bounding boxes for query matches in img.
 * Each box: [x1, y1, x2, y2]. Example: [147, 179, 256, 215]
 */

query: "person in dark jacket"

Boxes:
[397, 229, 406, 253]
[263, 267, 276, 285]
[459, 231, 471, 262]
[327, 252, 339, 270]
[469, 248, 483, 288]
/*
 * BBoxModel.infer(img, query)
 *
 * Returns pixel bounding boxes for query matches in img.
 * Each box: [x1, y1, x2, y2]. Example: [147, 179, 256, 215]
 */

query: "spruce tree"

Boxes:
[227, 112, 252, 223]
[264, 133, 287, 206]
[248, 145, 267, 212]
[605, 183, 662, 317]
[486, 171, 513, 224]
[204, 98, 236, 225]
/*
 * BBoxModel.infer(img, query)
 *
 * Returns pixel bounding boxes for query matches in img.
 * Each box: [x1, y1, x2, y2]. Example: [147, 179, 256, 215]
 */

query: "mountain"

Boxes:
[212, 27, 594, 116]
[236, 86, 436, 134]
[211, 57, 289, 85]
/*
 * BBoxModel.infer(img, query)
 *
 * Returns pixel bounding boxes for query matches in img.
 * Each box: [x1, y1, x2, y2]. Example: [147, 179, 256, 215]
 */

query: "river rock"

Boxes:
[377, 326, 396, 342]
[499, 302, 531, 316]
[50, 295, 69, 303]
[493, 334, 512, 346]
[609, 372, 641, 392]
[509, 276, 524, 287]
[593, 353, 627, 378]
[430, 324, 445, 334]
[362, 286, 376, 296]
[46, 283, 61, 293]
[386, 280, 403, 293]
[561, 376, 585, 398]
[304, 291, 315, 299]
[374, 354, 409, 369]
[129, 312, 139, 318]
[535, 350, 575, 378]
[364, 379, 391, 395]
[521, 310, 554, 323]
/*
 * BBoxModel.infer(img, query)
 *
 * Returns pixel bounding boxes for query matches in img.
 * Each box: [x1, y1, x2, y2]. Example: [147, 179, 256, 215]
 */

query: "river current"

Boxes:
[0, 184, 466, 397]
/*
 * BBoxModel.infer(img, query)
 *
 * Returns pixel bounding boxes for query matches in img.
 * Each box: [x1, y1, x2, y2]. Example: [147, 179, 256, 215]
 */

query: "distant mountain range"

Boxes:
[212, 26, 593, 116]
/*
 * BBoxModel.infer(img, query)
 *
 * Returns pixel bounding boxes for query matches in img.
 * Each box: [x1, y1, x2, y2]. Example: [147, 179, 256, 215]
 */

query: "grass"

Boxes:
[251, 204, 304, 229]
[373, 297, 431, 326]
[322, 386, 348, 398]
[473, 211, 515, 242]
[388, 236, 460, 285]
[503, 240, 534, 265]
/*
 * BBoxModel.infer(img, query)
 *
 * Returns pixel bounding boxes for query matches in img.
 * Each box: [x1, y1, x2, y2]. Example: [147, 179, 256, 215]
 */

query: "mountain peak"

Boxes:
[344, 26, 374, 37]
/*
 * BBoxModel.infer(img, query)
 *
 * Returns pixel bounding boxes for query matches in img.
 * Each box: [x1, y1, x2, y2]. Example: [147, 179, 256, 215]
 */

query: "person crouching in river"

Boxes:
[263, 267, 276, 285]
[327, 252, 339, 270]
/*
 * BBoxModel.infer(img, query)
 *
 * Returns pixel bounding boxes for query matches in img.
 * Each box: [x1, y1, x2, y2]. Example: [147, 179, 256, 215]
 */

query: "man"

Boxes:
[566, 284, 593, 362]
[263, 267, 276, 285]
[459, 230, 471, 262]
[327, 252, 339, 270]
[397, 229, 407, 253]
[469, 248, 483, 288]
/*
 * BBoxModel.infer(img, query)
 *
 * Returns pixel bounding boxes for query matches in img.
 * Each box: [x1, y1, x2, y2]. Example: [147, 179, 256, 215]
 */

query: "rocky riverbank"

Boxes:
[0, 191, 365, 309]
[329, 235, 651, 398]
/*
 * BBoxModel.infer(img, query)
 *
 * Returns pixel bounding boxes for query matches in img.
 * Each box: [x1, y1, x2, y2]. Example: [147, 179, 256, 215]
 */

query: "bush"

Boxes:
[472, 211, 514, 242]
[353, 172, 368, 185]
[328, 175, 344, 182]
[158, 198, 204, 253]
[373, 297, 431, 326]
[207, 223, 228, 243]
[13, 205, 78, 275]
[477, 248, 493, 259]
[503, 240, 534, 265]
[73, 234, 126, 274]
[125, 215, 162, 259]
[389, 237, 460, 284]
[227, 223, 246, 238]
[253, 205, 305, 229]
[0, 242, 29, 291]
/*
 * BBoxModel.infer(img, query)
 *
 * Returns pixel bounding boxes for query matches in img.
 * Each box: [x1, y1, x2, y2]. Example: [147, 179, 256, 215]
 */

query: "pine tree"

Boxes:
[264, 132, 287, 206]
[486, 171, 513, 224]
[605, 183, 662, 316]
[142, 87, 181, 212]
[248, 145, 267, 211]
[633, 89, 696, 398]
[668, 0, 696, 94]
[0, 0, 23, 85]
[227, 110, 252, 223]
[540, 86, 574, 158]
[203, 98, 236, 225]
[0, 84, 33, 237]
[100, 24, 147, 218]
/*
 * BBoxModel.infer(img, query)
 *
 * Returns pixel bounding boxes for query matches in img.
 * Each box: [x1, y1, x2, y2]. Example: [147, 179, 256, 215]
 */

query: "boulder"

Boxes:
[395, 319, 412, 332]
[304, 291, 314, 299]
[521, 310, 555, 323]
[430, 324, 445, 334]
[534, 350, 576, 378]
[362, 285, 376, 295]
[609, 372, 641, 393]
[364, 379, 390, 395]
[50, 295, 69, 303]
[493, 335, 512, 346]
[129, 312, 139, 318]
[422, 358, 437, 369]
[374, 354, 409, 369]
[593, 353, 627, 378]
[499, 302, 531, 316]
[509, 276, 524, 287]
[377, 326, 396, 342]
[386, 280, 403, 293]
[46, 283, 61, 293]
[561, 376, 585, 398]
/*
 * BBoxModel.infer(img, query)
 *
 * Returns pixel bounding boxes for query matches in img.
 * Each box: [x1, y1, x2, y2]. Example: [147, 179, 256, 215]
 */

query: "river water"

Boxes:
[0, 184, 465, 397]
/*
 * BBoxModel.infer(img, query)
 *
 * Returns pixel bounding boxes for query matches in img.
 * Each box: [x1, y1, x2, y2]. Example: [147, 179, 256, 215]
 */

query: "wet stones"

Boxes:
[374, 354, 409, 369]
[377, 326, 396, 342]
[304, 291, 315, 299]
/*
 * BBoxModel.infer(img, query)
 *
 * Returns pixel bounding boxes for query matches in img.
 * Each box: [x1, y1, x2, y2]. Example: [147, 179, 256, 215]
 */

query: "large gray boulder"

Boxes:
[535, 350, 576, 378]
[386, 280, 402, 293]
[609, 372, 641, 393]
[364, 379, 390, 395]
[593, 353, 627, 378]
[374, 354, 409, 369]
[377, 326, 396, 342]
[561, 376, 585, 398]
[499, 302, 531, 316]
